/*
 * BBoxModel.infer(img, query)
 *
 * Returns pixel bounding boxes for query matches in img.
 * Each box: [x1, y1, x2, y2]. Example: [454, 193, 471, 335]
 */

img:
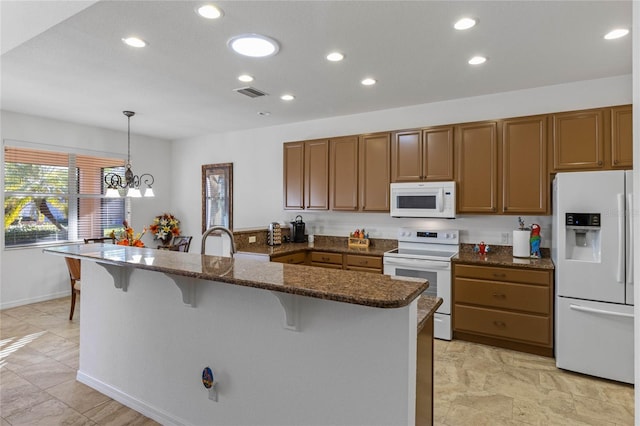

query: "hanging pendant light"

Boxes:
[104, 111, 155, 198]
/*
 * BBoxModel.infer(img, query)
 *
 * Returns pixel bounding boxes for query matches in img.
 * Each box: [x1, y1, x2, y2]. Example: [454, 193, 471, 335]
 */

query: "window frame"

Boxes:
[2, 139, 129, 249]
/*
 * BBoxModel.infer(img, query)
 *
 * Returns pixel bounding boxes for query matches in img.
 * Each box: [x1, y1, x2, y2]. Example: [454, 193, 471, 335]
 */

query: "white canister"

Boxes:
[512, 230, 531, 258]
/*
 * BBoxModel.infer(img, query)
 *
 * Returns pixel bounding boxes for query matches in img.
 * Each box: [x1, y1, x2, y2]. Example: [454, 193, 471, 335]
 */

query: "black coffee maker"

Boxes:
[290, 215, 306, 243]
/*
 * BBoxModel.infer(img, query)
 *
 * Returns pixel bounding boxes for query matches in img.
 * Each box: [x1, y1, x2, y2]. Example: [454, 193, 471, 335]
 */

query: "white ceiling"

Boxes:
[0, 0, 632, 141]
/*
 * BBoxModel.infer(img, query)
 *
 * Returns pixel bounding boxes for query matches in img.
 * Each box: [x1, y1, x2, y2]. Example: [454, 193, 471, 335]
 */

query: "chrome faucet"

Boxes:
[201, 226, 237, 257]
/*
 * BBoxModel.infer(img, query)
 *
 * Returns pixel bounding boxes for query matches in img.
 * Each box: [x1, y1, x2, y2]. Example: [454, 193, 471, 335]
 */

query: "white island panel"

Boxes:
[78, 261, 418, 426]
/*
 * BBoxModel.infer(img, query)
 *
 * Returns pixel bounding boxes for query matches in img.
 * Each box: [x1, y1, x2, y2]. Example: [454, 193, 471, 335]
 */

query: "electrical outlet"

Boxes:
[248, 236, 256, 243]
[501, 232, 509, 244]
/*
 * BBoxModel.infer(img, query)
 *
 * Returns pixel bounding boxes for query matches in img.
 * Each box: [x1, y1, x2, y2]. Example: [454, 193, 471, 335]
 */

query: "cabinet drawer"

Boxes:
[310, 251, 343, 265]
[454, 305, 551, 346]
[455, 264, 550, 286]
[455, 278, 550, 314]
[345, 254, 382, 269]
[271, 252, 306, 264]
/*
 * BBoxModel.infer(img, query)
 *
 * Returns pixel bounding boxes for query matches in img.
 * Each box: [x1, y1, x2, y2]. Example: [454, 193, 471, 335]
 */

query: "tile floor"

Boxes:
[1, 296, 635, 425]
[1, 297, 159, 425]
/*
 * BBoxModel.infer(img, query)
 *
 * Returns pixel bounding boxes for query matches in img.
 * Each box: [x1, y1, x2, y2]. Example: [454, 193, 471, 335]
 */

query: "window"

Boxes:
[3, 142, 127, 247]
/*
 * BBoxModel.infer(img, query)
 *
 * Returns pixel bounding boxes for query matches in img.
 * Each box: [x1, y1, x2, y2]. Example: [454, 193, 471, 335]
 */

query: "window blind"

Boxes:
[4, 144, 127, 247]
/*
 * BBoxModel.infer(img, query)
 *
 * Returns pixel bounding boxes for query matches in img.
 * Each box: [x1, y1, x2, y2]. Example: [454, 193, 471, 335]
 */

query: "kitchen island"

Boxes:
[45, 244, 438, 426]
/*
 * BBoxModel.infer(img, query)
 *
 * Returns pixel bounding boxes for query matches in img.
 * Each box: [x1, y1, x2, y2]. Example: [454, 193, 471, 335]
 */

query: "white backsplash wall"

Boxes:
[282, 212, 553, 248]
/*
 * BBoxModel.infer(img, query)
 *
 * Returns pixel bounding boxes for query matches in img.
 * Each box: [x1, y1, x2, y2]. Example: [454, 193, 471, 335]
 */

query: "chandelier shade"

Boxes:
[104, 111, 155, 198]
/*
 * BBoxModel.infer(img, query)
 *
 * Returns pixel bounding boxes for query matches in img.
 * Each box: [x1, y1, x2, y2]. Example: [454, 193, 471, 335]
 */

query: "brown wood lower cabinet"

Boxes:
[270, 252, 306, 265]
[453, 263, 553, 356]
[271, 250, 383, 274]
[344, 254, 382, 273]
[309, 251, 343, 269]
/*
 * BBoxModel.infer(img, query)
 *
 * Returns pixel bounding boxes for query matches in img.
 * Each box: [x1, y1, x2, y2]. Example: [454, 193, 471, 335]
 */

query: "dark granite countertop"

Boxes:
[236, 236, 396, 258]
[44, 244, 426, 309]
[453, 244, 555, 270]
[417, 296, 443, 332]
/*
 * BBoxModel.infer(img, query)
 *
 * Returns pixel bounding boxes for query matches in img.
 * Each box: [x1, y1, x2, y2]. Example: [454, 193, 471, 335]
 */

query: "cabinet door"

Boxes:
[330, 136, 359, 210]
[359, 133, 391, 212]
[283, 142, 304, 209]
[552, 109, 605, 171]
[502, 116, 548, 214]
[611, 105, 632, 169]
[455, 122, 498, 213]
[304, 139, 329, 210]
[423, 126, 454, 181]
[391, 130, 422, 182]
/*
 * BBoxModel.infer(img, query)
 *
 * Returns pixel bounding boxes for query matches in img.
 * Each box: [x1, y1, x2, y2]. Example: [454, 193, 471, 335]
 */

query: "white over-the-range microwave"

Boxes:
[390, 181, 456, 219]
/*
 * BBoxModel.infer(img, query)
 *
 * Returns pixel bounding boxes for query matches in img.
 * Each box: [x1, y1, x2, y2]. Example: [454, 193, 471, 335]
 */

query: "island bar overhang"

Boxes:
[45, 244, 434, 426]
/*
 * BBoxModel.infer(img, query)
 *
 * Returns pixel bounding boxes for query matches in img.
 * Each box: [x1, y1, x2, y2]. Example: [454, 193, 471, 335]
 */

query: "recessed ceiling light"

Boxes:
[361, 78, 376, 86]
[454, 18, 476, 30]
[238, 74, 254, 82]
[257, 111, 271, 116]
[468, 56, 487, 65]
[197, 4, 223, 19]
[604, 28, 629, 40]
[122, 37, 146, 48]
[281, 94, 295, 101]
[326, 52, 344, 62]
[228, 34, 279, 58]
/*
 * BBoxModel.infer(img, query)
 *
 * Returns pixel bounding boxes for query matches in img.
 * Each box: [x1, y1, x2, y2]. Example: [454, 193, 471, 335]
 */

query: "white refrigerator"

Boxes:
[552, 170, 634, 384]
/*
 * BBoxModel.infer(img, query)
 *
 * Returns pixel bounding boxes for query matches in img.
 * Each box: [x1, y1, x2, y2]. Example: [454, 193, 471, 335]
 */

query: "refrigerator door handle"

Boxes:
[617, 193, 624, 283]
[570, 303, 634, 319]
[627, 193, 633, 285]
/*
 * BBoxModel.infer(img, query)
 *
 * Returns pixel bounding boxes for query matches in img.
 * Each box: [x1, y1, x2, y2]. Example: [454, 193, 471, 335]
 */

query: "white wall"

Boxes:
[171, 75, 632, 251]
[0, 111, 173, 308]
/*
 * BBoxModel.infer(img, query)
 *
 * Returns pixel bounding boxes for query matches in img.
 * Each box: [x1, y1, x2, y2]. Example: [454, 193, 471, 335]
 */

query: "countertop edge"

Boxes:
[417, 296, 442, 332]
[45, 246, 426, 309]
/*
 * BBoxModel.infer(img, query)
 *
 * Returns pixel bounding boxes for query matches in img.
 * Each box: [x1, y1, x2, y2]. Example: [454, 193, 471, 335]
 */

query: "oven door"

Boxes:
[383, 257, 451, 315]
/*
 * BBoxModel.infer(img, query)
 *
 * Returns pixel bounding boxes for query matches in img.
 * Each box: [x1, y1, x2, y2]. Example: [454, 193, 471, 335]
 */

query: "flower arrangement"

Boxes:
[149, 213, 180, 243]
[110, 220, 146, 247]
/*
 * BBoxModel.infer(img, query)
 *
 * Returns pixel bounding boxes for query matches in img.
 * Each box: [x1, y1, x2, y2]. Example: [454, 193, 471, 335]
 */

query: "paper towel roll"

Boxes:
[513, 230, 531, 258]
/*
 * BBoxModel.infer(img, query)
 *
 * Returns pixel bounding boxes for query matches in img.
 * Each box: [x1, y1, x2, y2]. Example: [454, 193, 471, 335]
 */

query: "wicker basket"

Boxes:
[348, 237, 370, 248]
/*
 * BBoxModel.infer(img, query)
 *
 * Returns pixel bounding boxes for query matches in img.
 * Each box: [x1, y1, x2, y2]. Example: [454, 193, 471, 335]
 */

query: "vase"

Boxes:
[160, 237, 172, 247]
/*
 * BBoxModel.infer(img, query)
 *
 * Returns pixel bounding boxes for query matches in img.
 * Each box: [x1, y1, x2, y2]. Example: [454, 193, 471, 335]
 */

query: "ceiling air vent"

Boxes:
[234, 87, 268, 98]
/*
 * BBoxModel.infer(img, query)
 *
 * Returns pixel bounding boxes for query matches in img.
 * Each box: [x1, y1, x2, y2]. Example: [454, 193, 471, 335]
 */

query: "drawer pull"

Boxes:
[493, 273, 507, 278]
[493, 321, 506, 328]
[322, 257, 330, 261]
[492, 292, 506, 299]
[359, 261, 368, 265]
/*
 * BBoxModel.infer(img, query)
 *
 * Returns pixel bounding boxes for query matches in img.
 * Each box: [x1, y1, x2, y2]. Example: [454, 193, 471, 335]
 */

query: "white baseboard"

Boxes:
[0, 290, 70, 310]
[76, 371, 189, 426]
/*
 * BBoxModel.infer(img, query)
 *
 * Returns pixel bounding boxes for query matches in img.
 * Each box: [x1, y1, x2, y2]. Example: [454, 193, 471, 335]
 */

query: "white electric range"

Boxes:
[383, 228, 459, 340]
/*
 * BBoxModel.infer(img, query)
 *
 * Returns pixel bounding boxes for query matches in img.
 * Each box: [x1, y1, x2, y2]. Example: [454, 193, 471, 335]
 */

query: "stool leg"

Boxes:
[69, 288, 77, 320]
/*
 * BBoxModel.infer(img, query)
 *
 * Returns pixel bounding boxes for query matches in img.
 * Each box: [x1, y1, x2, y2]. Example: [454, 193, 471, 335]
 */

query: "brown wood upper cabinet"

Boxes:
[611, 105, 632, 169]
[283, 139, 329, 210]
[455, 122, 499, 213]
[330, 136, 359, 211]
[502, 115, 548, 214]
[391, 126, 454, 182]
[551, 108, 605, 171]
[550, 106, 632, 172]
[359, 132, 391, 212]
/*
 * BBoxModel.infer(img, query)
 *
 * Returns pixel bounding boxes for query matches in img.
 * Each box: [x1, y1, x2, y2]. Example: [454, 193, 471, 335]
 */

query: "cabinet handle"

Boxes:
[598, 161, 603, 166]
[614, 160, 619, 165]
[493, 321, 506, 328]
[492, 293, 506, 299]
[322, 257, 330, 261]
[493, 273, 506, 278]
[359, 261, 368, 265]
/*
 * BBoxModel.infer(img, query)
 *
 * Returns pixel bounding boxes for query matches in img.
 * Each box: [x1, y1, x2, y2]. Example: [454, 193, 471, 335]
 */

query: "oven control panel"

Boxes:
[397, 228, 459, 244]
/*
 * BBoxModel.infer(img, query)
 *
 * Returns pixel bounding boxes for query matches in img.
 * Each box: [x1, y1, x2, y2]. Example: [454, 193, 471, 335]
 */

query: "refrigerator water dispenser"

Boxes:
[565, 213, 601, 262]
